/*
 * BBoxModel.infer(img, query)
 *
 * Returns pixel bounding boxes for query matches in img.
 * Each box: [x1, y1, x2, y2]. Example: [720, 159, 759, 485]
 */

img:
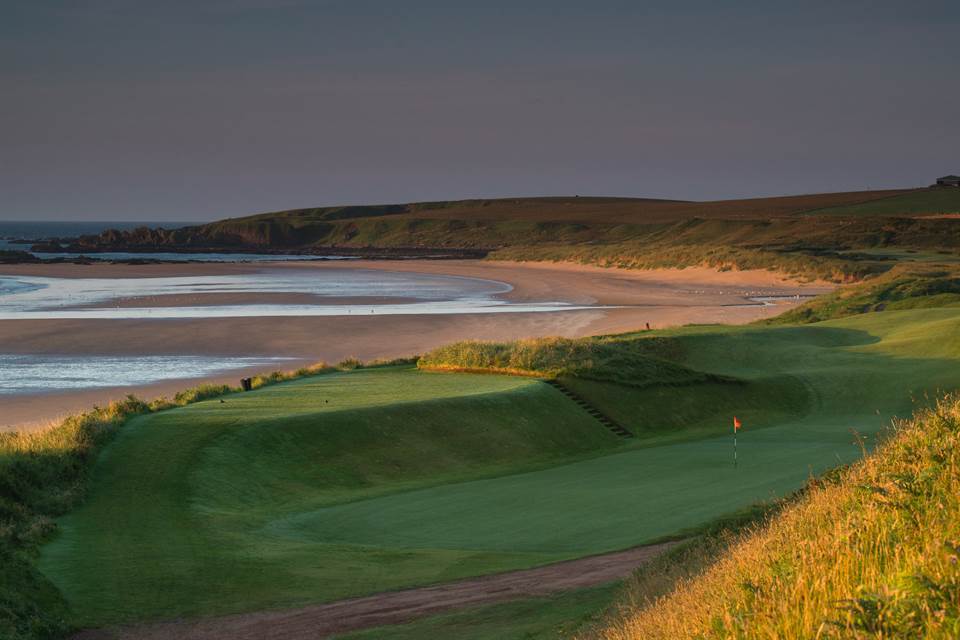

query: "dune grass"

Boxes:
[417, 335, 719, 388]
[591, 394, 960, 639]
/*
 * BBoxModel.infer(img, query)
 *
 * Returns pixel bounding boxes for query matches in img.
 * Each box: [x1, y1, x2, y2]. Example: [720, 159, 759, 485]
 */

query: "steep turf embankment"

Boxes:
[592, 394, 960, 640]
[35, 369, 623, 628]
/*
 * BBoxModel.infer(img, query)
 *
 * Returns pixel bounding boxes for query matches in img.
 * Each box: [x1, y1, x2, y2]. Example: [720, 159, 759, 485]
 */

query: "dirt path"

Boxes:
[73, 541, 678, 640]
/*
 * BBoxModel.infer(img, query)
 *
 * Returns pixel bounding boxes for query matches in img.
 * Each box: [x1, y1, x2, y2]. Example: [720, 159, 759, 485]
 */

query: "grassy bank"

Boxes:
[769, 263, 960, 324]
[0, 359, 370, 639]
[591, 394, 960, 639]
[36, 368, 620, 626]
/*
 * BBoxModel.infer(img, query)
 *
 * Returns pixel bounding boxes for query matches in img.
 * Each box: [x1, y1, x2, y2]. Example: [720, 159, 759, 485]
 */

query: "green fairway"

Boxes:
[38, 309, 960, 629]
[37, 369, 621, 625]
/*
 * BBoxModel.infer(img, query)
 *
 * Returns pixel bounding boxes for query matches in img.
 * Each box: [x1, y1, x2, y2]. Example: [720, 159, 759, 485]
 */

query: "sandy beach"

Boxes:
[0, 260, 833, 431]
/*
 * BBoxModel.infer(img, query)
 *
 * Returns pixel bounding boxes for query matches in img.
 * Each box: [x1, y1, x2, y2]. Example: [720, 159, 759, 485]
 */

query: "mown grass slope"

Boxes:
[37, 308, 960, 631]
[38, 369, 620, 626]
[592, 393, 960, 640]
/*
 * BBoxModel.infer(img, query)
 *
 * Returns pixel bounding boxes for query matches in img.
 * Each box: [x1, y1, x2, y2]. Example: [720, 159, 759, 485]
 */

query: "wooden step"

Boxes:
[543, 378, 634, 439]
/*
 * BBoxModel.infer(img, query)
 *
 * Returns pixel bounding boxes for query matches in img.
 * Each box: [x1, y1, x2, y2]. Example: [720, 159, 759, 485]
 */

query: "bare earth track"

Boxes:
[72, 542, 678, 640]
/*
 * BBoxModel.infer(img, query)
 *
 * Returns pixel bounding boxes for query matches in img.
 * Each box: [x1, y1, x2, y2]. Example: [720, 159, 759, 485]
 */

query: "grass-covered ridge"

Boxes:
[592, 394, 960, 640]
[804, 187, 960, 217]
[769, 264, 960, 324]
[55, 188, 960, 283]
[417, 335, 726, 388]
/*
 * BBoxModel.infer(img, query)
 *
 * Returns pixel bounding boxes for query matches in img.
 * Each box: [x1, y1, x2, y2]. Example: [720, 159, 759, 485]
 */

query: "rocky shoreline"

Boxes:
[2, 245, 488, 265]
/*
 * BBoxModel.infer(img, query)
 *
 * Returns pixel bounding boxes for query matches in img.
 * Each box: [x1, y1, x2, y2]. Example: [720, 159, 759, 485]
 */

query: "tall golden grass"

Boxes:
[590, 396, 960, 639]
[417, 336, 717, 388]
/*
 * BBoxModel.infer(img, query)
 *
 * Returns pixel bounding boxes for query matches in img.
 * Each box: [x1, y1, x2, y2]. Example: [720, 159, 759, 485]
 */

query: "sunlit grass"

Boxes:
[592, 395, 960, 639]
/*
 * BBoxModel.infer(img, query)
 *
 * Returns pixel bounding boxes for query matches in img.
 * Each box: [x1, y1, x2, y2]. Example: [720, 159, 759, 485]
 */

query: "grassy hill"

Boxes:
[216, 189, 915, 226]
[591, 393, 960, 640]
[53, 187, 960, 282]
[804, 187, 960, 217]
[769, 263, 960, 324]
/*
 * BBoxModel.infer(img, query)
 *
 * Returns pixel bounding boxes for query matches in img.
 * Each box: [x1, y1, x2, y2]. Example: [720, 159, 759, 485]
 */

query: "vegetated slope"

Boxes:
[768, 263, 960, 324]
[283, 189, 911, 224]
[0, 382, 253, 640]
[38, 308, 960, 633]
[489, 215, 960, 282]
[53, 188, 918, 245]
[37, 368, 622, 627]
[590, 394, 960, 640]
[91, 188, 916, 238]
[803, 187, 960, 217]
[46, 187, 960, 282]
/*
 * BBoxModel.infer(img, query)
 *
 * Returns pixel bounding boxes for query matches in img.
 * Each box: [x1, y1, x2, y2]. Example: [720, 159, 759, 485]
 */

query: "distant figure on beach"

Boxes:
[645, 322, 651, 330]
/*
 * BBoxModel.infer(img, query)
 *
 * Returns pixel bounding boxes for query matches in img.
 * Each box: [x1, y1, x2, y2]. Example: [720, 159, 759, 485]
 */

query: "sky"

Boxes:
[2, 1, 959, 222]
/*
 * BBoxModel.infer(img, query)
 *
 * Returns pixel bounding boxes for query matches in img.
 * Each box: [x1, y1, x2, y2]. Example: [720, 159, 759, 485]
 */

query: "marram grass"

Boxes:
[591, 395, 960, 640]
[417, 335, 722, 388]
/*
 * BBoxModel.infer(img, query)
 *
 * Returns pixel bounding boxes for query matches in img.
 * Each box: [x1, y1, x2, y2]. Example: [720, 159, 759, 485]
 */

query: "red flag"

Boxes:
[733, 416, 742, 431]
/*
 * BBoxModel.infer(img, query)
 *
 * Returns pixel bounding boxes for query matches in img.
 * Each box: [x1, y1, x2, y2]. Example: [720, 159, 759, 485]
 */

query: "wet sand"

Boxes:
[0, 260, 833, 431]
[71, 292, 422, 309]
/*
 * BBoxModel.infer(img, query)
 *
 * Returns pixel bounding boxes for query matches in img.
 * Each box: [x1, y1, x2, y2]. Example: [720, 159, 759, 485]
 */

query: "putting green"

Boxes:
[38, 309, 960, 627]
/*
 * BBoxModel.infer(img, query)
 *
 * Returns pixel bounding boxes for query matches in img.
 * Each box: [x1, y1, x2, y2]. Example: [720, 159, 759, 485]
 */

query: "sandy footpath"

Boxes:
[72, 541, 678, 640]
[0, 260, 833, 431]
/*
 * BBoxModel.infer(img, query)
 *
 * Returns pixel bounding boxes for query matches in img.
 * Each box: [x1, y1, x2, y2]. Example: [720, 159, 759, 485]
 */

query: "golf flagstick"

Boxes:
[733, 416, 741, 468]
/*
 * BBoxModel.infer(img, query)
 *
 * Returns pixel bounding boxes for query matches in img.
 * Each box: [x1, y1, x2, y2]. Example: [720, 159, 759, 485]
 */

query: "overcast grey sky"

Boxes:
[2, 1, 958, 221]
